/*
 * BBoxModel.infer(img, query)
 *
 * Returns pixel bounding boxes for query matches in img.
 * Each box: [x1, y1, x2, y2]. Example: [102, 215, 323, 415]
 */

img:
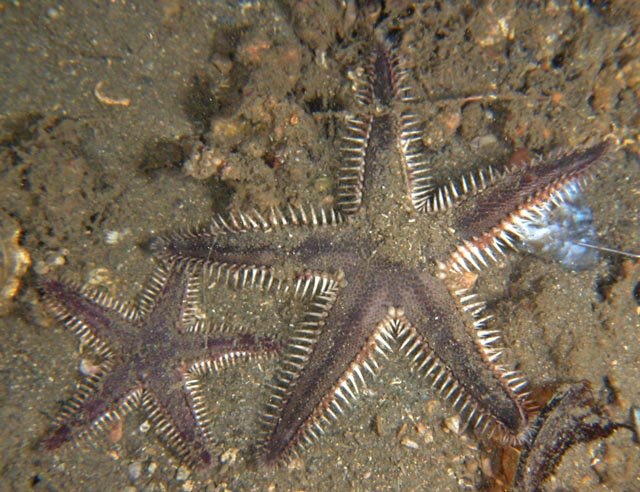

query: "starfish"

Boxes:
[151, 35, 611, 466]
[513, 381, 620, 492]
[40, 261, 281, 467]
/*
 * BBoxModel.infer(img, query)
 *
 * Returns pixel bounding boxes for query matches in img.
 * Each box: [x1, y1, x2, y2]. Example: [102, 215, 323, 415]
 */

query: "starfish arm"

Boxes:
[338, 38, 433, 214]
[513, 382, 619, 492]
[140, 380, 212, 467]
[40, 278, 138, 356]
[150, 206, 345, 292]
[446, 140, 611, 273]
[261, 266, 392, 464]
[425, 163, 502, 214]
[43, 363, 141, 450]
[177, 330, 283, 379]
[396, 271, 531, 441]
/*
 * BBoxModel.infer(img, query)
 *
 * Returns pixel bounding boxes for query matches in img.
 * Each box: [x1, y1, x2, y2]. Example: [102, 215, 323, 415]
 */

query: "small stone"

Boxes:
[46, 7, 61, 19]
[139, 420, 151, 433]
[45, 250, 67, 267]
[175, 464, 191, 481]
[444, 414, 463, 435]
[314, 175, 333, 194]
[219, 447, 239, 465]
[401, 435, 419, 449]
[128, 461, 143, 482]
[425, 431, 437, 447]
[441, 109, 462, 135]
[160, 0, 182, 24]
[469, 133, 498, 150]
[416, 422, 434, 445]
[182, 480, 195, 492]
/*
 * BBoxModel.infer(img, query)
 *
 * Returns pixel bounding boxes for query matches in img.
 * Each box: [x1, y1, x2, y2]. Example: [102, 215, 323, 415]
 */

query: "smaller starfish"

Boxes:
[40, 261, 280, 467]
[513, 381, 621, 492]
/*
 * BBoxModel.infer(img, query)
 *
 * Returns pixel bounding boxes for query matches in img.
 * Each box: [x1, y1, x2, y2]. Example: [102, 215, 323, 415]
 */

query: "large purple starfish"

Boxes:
[151, 36, 611, 466]
[40, 262, 280, 467]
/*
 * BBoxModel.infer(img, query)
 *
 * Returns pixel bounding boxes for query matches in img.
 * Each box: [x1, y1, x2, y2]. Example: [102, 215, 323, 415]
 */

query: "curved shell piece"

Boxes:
[0, 213, 31, 316]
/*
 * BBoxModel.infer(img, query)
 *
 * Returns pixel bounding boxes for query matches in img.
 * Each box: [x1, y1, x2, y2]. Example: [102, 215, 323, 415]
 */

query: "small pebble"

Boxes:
[219, 447, 239, 465]
[444, 414, 463, 435]
[441, 110, 462, 135]
[469, 133, 498, 150]
[175, 464, 190, 481]
[401, 435, 419, 449]
[314, 175, 333, 194]
[128, 461, 143, 482]
[46, 7, 61, 19]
